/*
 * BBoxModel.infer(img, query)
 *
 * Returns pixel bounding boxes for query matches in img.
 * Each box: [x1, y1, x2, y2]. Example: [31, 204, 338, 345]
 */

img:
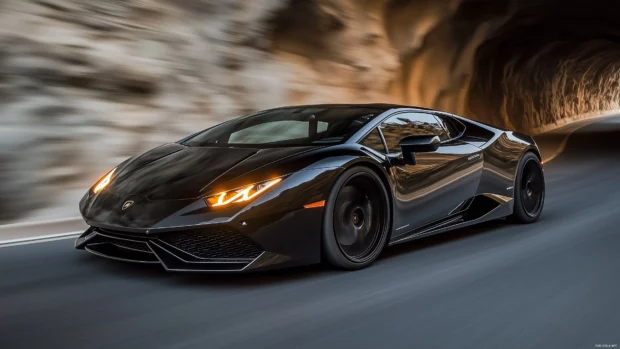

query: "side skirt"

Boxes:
[388, 194, 513, 246]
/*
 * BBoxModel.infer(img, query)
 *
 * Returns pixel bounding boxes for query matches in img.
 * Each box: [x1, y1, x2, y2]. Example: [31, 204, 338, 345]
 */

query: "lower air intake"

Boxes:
[159, 229, 263, 259]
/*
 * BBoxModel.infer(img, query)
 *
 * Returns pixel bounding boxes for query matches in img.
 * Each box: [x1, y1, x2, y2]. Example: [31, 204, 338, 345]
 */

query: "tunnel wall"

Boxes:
[1, 0, 619, 222]
[468, 0, 620, 131]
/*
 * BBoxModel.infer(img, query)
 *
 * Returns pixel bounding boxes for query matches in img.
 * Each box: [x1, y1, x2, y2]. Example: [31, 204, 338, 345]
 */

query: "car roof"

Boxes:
[266, 103, 436, 113]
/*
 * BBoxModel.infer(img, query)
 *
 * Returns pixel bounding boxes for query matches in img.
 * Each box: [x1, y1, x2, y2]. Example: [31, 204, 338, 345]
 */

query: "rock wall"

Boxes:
[1, 0, 620, 222]
[0, 0, 401, 221]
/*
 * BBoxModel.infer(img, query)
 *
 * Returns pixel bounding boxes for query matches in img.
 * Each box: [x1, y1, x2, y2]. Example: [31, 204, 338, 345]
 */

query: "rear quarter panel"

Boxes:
[477, 131, 538, 199]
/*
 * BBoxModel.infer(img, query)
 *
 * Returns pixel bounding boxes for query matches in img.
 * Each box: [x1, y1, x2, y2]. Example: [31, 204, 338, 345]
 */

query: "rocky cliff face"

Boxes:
[1, 0, 620, 222]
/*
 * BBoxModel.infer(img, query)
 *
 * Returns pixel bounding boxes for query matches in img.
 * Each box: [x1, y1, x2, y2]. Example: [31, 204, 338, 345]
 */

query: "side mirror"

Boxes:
[397, 135, 441, 165]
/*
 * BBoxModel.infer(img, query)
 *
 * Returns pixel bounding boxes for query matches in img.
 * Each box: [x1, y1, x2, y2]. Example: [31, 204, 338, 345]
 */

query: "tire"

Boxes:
[322, 166, 391, 270]
[509, 152, 545, 223]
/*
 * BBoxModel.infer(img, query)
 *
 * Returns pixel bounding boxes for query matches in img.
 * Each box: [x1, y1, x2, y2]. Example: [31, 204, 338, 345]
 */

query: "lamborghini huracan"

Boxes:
[75, 104, 545, 272]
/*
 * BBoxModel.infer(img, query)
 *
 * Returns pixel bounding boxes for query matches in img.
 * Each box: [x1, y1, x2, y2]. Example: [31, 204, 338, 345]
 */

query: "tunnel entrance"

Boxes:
[384, 0, 620, 132]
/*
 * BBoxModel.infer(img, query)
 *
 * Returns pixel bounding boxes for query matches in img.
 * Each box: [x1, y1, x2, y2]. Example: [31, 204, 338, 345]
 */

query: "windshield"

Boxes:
[182, 106, 383, 147]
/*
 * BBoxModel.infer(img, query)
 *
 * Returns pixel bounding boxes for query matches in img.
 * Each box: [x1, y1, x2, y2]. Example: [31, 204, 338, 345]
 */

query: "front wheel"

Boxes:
[322, 167, 391, 270]
[510, 152, 545, 223]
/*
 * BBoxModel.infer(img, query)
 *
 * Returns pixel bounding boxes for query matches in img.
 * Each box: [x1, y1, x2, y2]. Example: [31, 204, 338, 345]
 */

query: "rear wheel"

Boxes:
[510, 152, 545, 223]
[322, 167, 390, 270]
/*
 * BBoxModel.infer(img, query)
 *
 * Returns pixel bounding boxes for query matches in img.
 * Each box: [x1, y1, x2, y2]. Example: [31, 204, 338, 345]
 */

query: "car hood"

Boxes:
[107, 143, 316, 200]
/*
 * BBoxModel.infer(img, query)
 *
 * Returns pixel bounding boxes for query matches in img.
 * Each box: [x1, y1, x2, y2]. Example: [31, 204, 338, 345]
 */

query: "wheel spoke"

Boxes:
[526, 172, 534, 183]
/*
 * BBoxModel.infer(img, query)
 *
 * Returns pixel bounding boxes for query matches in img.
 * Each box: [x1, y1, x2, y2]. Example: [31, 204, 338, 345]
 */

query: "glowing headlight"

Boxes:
[92, 168, 117, 194]
[205, 178, 282, 207]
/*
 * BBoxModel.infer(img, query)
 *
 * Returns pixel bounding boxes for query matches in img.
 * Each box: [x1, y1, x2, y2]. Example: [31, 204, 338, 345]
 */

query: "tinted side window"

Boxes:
[435, 114, 464, 139]
[360, 128, 386, 153]
[380, 113, 447, 152]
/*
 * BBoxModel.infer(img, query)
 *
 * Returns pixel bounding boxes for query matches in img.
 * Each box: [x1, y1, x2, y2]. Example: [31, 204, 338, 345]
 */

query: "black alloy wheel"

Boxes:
[510, 152, 545, 223]
[322, 167, 390, 269]
[521, 158, 544, 217]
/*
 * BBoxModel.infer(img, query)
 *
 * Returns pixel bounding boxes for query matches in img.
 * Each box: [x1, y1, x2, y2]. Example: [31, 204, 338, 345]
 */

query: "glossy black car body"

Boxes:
[75, 104, 544, 272]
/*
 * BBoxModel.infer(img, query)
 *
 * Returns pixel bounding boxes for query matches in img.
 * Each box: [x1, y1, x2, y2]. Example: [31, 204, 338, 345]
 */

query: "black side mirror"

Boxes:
[397, 135, 441, 165]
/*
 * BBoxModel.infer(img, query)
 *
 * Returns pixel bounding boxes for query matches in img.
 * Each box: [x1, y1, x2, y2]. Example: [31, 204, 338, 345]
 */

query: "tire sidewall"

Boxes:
[322, 166, 391, 270]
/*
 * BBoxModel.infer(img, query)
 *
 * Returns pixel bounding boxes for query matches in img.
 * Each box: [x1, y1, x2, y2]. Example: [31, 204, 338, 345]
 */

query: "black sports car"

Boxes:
[75, 104, 545, 272]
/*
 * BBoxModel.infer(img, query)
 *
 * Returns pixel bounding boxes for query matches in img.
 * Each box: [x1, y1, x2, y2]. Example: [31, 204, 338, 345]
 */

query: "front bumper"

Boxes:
[75, 208, 323, 272]
[76, 227, 266, 271]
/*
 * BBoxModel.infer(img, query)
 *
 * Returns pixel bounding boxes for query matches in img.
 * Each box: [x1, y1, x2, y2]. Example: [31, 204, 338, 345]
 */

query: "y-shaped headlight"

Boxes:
[92, 168, 117, 194]
[205, 178, 282, 207]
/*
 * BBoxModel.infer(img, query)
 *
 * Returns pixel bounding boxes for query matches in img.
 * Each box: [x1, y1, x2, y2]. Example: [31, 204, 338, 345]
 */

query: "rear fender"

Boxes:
[477, 131, 535, 200]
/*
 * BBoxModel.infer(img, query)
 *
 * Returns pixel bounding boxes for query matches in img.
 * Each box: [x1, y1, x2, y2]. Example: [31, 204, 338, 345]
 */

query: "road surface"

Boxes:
[1, 117, 620, 349]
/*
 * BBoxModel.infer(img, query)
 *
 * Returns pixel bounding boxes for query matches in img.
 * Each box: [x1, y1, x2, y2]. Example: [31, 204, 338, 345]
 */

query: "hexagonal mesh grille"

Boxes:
[159, 229, 263, 259]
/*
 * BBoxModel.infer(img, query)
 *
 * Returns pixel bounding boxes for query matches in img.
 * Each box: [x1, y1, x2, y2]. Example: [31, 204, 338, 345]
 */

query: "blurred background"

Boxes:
[1, 0, 620, 224]
[4, 1, 620, 348]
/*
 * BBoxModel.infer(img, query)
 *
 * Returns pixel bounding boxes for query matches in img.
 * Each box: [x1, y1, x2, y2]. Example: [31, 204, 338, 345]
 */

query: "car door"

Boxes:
[380, 112, 484, 238]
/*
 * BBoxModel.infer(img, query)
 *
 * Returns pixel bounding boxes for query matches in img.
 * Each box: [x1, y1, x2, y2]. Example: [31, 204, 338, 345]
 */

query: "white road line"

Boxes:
[0, 217, 82, 229]
[0, 231, 82, 248]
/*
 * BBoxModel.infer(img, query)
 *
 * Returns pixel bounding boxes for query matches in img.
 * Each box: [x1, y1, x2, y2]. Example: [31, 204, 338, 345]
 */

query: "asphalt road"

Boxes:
[2, 117, 620, 349]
